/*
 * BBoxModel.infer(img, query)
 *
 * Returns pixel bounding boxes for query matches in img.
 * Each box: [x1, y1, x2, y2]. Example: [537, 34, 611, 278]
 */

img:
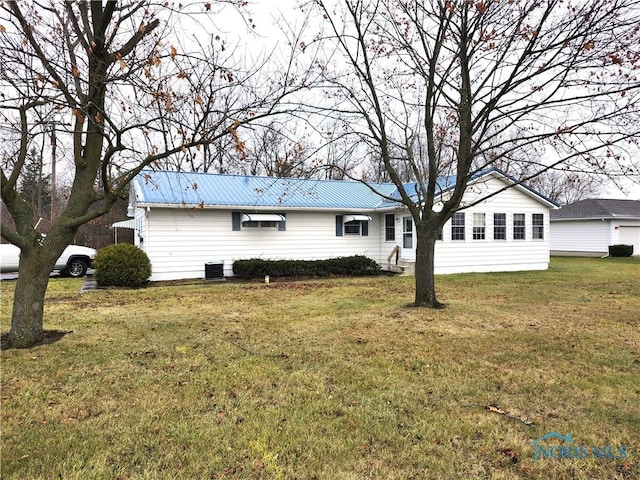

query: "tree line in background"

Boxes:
[4, 124, 604, 239]
[0, 148, 132, 248]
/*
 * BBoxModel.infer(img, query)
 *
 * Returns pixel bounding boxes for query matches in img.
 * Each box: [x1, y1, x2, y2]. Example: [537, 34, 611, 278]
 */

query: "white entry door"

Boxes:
[402, 216, 415, 260]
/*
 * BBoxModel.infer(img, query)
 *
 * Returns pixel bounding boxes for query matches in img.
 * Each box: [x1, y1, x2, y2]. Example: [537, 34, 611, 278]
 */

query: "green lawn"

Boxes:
[1, 257, 639, 479]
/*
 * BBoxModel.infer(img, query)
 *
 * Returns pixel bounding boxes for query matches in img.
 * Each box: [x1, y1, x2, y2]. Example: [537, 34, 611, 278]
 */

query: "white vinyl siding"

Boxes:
[550, 220, 610, 255]
[617, 224, 640, 256]
[432, 175, 552, 273]
[140, 209, 381, 281]
[550, 219, 640, 256]
[134, 172, 553, 280]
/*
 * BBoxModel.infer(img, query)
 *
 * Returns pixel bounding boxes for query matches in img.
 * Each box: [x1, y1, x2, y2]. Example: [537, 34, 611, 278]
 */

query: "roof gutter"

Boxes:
[550, 216, 640, 222]
[133, 202, 401, 214]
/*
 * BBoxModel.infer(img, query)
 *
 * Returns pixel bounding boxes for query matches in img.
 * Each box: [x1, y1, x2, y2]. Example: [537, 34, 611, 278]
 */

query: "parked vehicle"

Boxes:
[0, 242, 97, 278]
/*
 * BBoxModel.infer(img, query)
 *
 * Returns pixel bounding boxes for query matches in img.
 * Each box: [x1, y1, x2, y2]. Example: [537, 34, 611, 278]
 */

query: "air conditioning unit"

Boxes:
[205, 261, 225, 280]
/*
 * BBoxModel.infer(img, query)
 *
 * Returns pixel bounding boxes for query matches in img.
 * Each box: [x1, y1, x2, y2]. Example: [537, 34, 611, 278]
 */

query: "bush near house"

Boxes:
[94, 243, 152, 287]
[608, 244, 634, 257]
[233, 255, 380, 279]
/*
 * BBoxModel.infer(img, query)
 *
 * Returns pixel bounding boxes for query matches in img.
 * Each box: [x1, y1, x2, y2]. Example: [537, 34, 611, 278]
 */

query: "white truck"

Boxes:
[0, 242, 97, 278]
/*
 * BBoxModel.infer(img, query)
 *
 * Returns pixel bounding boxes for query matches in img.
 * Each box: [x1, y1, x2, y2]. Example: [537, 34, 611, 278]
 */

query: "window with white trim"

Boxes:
[403, 216, 413, 248]
[385, 214, 395, 241]
[493, 213, 506, 240]
[451, 212, 465, 241]
[473, 213, 486, 240]
[513, 213, 525, 240]
[532, 213, 544, 239]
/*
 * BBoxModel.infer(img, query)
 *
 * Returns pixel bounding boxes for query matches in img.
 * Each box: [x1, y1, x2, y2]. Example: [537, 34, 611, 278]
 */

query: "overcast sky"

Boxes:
[201, 0, 640, 200]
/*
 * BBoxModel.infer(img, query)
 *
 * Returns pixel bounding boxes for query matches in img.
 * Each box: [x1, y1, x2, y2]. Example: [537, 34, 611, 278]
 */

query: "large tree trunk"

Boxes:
[7, 254, 53, 348]
[413, 224, 445, 308]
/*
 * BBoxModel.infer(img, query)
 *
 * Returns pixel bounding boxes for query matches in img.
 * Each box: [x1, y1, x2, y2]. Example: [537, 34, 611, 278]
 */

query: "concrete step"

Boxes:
[382, 261, 415, 276]
[397, 261, 415, 276]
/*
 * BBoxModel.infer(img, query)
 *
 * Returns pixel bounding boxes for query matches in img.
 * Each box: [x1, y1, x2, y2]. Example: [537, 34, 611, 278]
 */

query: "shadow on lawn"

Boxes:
[0, 330, 72, 350]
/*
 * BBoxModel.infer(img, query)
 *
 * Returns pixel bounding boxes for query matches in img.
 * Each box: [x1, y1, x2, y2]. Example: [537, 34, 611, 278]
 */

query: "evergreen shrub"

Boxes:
[95, 243, 152, 287]
[233, 255, 380, 279]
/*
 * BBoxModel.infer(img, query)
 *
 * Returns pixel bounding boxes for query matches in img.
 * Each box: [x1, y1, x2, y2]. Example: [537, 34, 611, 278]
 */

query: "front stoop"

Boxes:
[383, 260, 415, 276]
[398, 260, 415, 276]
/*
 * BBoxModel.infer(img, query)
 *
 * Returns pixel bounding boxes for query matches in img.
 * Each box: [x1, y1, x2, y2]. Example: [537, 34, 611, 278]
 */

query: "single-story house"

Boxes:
[550, 198, 640, 257]
[119, 169, 557, 281]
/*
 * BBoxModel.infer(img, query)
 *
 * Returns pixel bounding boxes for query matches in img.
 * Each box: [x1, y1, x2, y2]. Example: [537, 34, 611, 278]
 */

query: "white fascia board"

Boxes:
[132, 202, 389, 214]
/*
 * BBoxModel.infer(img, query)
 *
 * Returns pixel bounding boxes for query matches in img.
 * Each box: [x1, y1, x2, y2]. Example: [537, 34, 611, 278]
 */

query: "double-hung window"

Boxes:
[403, 217, 413, 248]
[532, 214, 544, 239]
[473, 213, 486, 240]
[513, 213, 525, 240]
[385, 214, 395, 241]
[451, 212, 465, 241]
[493, 213, 506, 240]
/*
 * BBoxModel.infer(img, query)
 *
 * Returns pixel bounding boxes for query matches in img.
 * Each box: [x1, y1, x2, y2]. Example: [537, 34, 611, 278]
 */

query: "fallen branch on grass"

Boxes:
[463, 403, 535, 427]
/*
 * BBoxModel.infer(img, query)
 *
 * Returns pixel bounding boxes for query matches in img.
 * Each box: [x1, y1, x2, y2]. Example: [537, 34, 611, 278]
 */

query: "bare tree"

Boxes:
[306, 0, 640, 307]
[0, 1, 305, 347]
[18, 148, 52, 220]
[496, 165, 604, 206]
[529, 171, 603, 206]
[487, 146, 604, 204]
[243, 122, 315, 177]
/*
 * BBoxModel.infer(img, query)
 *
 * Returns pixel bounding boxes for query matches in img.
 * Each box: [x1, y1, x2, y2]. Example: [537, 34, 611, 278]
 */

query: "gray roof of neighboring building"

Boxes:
[550, 198, 640, 220]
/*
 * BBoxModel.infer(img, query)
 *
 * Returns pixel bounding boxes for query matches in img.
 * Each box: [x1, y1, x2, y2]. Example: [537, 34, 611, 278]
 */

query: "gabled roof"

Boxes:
[132, 168, 555, 211]
[550, 198, 640, 220]
[452, 168, 558, 209]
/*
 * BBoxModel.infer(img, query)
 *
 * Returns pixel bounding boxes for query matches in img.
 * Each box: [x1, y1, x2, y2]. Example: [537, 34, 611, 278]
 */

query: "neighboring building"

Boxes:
[550, 198, 640, 257]
[120, 169, 557, 281]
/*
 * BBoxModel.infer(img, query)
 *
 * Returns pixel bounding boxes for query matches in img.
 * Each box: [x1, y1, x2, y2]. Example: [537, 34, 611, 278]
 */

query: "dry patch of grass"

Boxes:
[1, 257, 639, 479]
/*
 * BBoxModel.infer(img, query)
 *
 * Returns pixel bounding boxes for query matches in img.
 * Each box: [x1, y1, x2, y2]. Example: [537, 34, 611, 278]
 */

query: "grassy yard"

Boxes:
[1, 257, 639, 479]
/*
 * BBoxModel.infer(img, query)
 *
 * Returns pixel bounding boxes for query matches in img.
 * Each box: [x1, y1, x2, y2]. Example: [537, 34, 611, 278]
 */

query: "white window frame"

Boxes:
[473, 213, 486, 240]
[451, 212, 465, 241]
[532, 213, 544, 240]
[385, 214, 395, 241]
[513, 213, 526, 240]
[494, 213, 506, 240]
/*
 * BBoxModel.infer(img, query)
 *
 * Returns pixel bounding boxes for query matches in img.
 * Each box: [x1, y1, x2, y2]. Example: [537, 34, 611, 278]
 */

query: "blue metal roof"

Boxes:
[132, 167, 556, 211]
[134, 170, 401, 210]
